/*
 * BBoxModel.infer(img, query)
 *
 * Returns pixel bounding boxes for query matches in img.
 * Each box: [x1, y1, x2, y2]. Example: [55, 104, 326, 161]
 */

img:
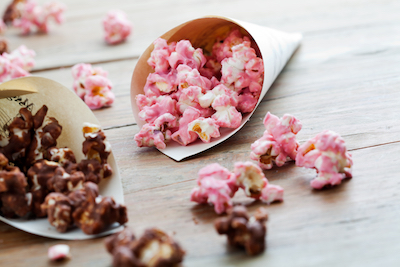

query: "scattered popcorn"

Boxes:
[215, 205, 268, 256]
[0, 45, 35, 82]
[250, 112, 302, 169]
[2, 0, 25, 24]
[12, 0, 66, 34]
[102, 10, 132, 45]
[296, 130, 353, 189]
[48, 244, 70, 261]
[71, 63, 114, 110]
[135, 28, 264, 149]
[105, 227, 185, 267]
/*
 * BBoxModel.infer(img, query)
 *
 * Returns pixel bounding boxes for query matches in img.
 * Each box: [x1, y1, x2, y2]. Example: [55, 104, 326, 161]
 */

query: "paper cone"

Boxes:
[131, 15, 302, 161]
[0, 76, 124, 240]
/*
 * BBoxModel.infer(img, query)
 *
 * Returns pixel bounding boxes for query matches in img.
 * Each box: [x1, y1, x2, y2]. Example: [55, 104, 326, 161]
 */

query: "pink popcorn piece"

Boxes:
[188, 117, 220, 143]
[48, 244, 71, 261]
[168, 40, 206, 70]
[296, 130, 353, 190]
[83, 75, 115, 110]
[251, 112, 302, 170]
[147, 38, 176, 74]
[171, 106, 201, 146]
[134, 123, 171, 150]
[0, 45, 35, 83]
[191, 163, 237, 214]
[13, 0, 66, 34]
[103, 10, 132, 45]
[138, 95, 178, 124]
[0, 19, 7, 34]
[212, 28, 251, 63]
[211, 93, 242, 129]
[233, 161, 284, 204]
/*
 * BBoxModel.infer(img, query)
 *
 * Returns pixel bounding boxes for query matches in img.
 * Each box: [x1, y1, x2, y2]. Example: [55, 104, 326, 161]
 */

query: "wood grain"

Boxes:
[0, 0, 400, 266]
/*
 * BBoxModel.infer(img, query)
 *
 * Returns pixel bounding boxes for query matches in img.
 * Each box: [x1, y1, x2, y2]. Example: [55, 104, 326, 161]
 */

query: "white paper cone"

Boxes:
[0, 76, 125, 240]
[131, 15, 302, 161]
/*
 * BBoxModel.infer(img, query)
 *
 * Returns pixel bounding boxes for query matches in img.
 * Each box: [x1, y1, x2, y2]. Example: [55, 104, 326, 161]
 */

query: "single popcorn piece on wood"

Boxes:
[103, 10, 132, 45]
[190, 163, 237, 214]
[214, 205, 268, 256]
[12, 0, 66, 34]
[48, 244, 70, 261]
[105, 227, 185, 267]
[296, 130, 353, 189]
[250, 112, 302, 170]
[233, 161, 283, 203]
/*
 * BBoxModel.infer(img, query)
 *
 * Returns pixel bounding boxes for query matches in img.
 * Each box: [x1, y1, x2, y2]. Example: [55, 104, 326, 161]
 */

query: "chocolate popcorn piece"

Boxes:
[41, 192, 73, 232]
[0, 192, 32, 217]
[46, 147, 78, 173]
[0, 165, 28, 194]
[26, 105, 62, 165]
[82, 123, 111, 164]
[2, 0, 24, 24]
[105, 227, 136, 254]
[106, 227, 185, 267]
[1, 107, 33, 164]
[0, 38, 9, 55]
[215, 205, 268, 256]
[78, 159, 112, 184]
[72, 182, 127, 235]
[49, 167, 85, 194]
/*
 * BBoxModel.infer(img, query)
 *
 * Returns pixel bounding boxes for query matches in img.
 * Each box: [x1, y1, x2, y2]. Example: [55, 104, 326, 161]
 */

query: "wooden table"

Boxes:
[1, 0, 400, 266]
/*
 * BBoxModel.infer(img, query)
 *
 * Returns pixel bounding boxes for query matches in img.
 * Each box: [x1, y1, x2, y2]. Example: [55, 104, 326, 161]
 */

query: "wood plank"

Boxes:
[1, 0, 400, 69]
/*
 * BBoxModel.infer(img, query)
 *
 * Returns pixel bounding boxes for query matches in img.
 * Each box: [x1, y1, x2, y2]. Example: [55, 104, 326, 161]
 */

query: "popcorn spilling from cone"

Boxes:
[134, 28, 264, 149]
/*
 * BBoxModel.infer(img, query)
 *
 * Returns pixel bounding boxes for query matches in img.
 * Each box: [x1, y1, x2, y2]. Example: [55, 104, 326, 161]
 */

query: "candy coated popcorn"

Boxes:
[83, 75, 115, 110]
[169, 40, 206, 70]
[136, 28, 264, 149]
[191, 163, 236, 214]
[103, 10, 132, 45]
[3, 44, 35, 71]
[134, 123, 171, 150]
[296, 130, 353, 189]
[13, 0, 66, 34]
[71, 63, 114, 109]
[251, 112, 302, 169]
[188, 117, 220, 143]
[138, 95, 178, 124]
[48, 244, 70, 261]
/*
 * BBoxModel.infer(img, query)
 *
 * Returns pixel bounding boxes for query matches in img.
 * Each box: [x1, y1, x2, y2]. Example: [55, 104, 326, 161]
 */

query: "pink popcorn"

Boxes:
[191, 163, 237, 214]
[0, 47, 32, 83]
[221, 41, 264, 94]
[212, 28, 251, 63]
[48, 244, 70, 261]
[72, 63, 108, 99]
[134, 123, 171, 150]
[138, 95, 178, 124]
[171, 106, 200, 146]
[233, 161, 283, 203]
[103, 10, 132, 45]
[144, 71, 177, 97]
[0, 19, 6, 34]
[177, 86, 213, 117]
[147, 38, 176, 74]
[83, 75, 115, 110]
[176, 64, 212, 91]
[13, 0, 66, 34]
[237, 89, 258, 113]
[211, 93, 242, 128]
[251, 112, 302, 169]
[168, 40, 206, 70]
[296, 130, 353, 189]
[2, 45, 36, 71]
[188, 117, 220, 143]
[198, 84, 238, 108]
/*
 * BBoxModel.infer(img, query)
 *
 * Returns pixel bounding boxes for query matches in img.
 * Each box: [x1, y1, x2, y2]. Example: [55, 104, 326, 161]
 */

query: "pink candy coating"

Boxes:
[296, 130, 353, 189]
[48, 244, 70, 261]
[0, 45, 35, 83]
[71, 63, 114, 110]
[136, 28, 264, 149]
[13, 0, 66, 34]
[0, 19, 6, 34]
[251, 112, 302, 169]
[103, 10, 132, 45]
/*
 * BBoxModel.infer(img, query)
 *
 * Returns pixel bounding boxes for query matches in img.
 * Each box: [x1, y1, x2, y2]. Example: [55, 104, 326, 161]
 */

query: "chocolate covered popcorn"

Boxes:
[296, 130, 353, 189]
[71, 63, 115, 110]
[0, 105, 126, 235]
[250, 112, 302, 169]
[105, 227, 185, 267]
[135, 27, 264, 148]
[215, 205, 268, 256]
[103, 10, 132, 45]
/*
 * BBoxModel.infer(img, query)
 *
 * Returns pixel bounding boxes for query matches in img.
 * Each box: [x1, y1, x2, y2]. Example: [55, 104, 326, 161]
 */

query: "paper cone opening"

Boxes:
[131, 15, 302, 161]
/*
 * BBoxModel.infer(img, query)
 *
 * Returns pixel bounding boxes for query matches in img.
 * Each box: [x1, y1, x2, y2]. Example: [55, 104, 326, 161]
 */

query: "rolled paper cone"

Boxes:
[131, 15, 302, 161]
[0, 76, 124, 240]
